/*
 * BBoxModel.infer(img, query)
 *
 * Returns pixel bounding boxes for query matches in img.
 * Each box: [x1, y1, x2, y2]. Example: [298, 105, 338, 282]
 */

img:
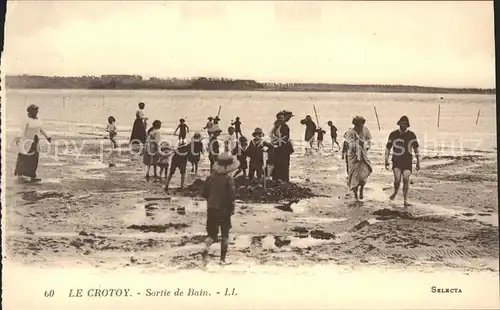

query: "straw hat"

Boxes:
[193, 132, 201, 139]
[252, 127, 264, 137]
[212, 153, 239, 174]
[397, 115, 410, 127]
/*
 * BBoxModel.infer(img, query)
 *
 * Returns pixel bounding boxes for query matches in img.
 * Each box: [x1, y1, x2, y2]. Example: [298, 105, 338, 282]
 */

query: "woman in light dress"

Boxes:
[13, 104, 52, 182]
[343, 115, 373, 201]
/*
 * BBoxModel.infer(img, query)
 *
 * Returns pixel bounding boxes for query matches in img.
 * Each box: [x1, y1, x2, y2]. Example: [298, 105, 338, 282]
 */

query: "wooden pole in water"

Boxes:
[476, 109, 481, 125]
[437, 104, 441, 128]
[373, 106, 381, 131]
[217, 105, 221, 117]
[313, 105, 320, 126]
[62, 96, 66, 108]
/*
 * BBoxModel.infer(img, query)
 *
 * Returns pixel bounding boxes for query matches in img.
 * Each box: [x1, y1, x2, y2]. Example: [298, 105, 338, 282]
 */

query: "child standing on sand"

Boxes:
[231, 117, 242, 139]
[143, 120, 162, 181]
[328, 121, 341, 151]
[233, 136, 248, 178]
[207, 126, 222, 172]
[164, 142, 190, 192]
[316, 127, 326, 150]
[204, 117, 214, 136]
[188, 132, 204, 175]
[201, 153, 239, 266]
[106, 116, 118, 149]
[245, 128, 266, 181]
[226, 126, 237, 152]
[158, 141, 173, 179]
[174, 118, 189, 144]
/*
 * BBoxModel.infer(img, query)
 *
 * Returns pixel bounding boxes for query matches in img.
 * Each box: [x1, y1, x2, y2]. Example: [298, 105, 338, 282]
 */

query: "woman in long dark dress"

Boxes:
[270, 110, 294, 182]
[130, 102, 148, 147]
[13, 104, 52, 182]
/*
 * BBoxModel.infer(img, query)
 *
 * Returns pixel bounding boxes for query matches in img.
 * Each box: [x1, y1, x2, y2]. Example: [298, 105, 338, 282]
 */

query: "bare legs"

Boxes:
[390, 168, 411, 206]
[202, 236, 230, 266]
[145, 165, 158, 180]
[352, 181, 366, 201]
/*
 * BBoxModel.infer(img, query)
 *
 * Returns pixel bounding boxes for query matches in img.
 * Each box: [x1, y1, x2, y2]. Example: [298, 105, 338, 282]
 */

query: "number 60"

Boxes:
[44, 290, 55, 298]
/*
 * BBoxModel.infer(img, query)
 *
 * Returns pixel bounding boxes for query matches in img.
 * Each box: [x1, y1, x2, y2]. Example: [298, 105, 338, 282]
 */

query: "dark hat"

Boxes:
[252, 127, 264, 137]
[397, 116, 410, 127]
[214, 116, 221, 120]
[27, 104, 39, 113]
[208, 116, 213, 120]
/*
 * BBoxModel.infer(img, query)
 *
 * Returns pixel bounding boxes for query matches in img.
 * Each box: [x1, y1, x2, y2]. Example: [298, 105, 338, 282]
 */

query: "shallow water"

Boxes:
[5, 89, 497, 153]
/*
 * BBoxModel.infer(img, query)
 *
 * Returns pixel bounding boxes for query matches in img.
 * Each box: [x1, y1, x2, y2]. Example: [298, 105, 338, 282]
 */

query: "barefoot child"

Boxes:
[226, 126, 237, 152]
[204, 117, 214, 136]
[201, 153, 239, 266]
[231, 117, 242, 139]
[316, 127, 326, 150]
[106, 116, 118, 149]
[143, 120, 162, 181]
[188, 132, 204, 175]
[245, 128, 266, 181]
[164, 142, 190, 191]
[233, 136, 248, 178]
[327, 121, 341, 151]
[158, 141, 173, 179]
[207, 126, 222, 171]
[174, 118, 189, 144]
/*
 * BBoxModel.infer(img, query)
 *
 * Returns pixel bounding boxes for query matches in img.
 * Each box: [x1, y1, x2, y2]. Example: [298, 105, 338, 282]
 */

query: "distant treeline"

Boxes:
[5, 75, 495, 95]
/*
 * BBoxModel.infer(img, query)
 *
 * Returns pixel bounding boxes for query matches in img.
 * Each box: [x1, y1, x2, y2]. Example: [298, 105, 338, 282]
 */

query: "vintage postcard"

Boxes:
[1, 1, 498, 309]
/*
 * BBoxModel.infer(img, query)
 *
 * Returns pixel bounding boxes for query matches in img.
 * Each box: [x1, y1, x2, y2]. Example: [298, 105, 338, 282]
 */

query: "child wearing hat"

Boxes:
[201, 152, 239, 266]
[204, 117, 214, 136]
[188, 132, 204, 175]
[245, 128, 266, 181]
[174, 118, 189, 144]
[213, 116, 221, 125]
[164, 142, 190, 191]
[158, 141, 174, 179]
[233, 136, 248, 177]
[207, 126, 222, 171]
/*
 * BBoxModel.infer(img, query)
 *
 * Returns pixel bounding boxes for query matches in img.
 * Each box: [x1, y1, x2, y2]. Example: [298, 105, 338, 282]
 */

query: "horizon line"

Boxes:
[5, 74, 495, 90]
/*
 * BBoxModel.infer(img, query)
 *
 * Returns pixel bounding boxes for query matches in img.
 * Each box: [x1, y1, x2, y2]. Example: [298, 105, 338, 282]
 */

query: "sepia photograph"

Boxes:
[1, 1, 498, 309]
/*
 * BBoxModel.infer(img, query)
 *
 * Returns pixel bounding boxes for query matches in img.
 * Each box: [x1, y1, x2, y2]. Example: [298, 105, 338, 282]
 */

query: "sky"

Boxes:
[2, 1, 496, 88]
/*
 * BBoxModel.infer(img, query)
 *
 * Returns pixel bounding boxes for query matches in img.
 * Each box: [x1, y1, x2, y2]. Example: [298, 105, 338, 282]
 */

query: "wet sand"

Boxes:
[2, 136, 498, 273]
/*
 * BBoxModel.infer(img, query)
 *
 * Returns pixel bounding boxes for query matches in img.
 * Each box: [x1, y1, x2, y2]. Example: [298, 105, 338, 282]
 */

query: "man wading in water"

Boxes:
[385, 116, 420, 207]
[300, 115, 317, 153]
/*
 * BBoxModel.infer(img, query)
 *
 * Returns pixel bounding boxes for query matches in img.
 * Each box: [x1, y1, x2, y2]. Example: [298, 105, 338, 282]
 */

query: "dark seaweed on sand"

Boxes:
[184, 176, 319, 203]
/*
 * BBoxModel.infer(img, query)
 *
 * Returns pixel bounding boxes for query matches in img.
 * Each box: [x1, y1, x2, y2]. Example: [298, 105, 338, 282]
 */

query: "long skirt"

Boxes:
[14, 137, 39, 178]
[347, 154, 372, 190]
[130, 118, 146, 145]
[271, 146, 290, 182]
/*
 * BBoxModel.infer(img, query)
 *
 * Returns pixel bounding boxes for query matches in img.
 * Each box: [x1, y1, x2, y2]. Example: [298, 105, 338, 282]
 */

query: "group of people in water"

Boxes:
[12, 101, 421, 265]
[121, 102, 420, 208]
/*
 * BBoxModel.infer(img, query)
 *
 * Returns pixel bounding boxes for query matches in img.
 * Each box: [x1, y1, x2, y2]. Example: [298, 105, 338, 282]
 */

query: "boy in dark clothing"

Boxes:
[245, 128, 266, 180]
[231, 117, 242, 139]
[213, 116, 220, 125]
[300, 115, 317, 150]
[201, 153, 239, 266]
[164, 142, 189, 192]
[207, 126, 222, 171]
[316, 127, 326, 150]
[341, 132, 349, 177]
[233, 136, 248, 178]
[188, 132, 204, 175]
[174, 118, 189, 144]
[327, 121, 341, 151]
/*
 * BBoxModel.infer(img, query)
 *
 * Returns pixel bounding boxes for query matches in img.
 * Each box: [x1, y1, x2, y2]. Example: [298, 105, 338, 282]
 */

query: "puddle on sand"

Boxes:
[291, 217, 347, 224]
[42, 162, 66, 167]
[76, 174, 107, 180]
[233, 233, 340, 249]
[43, 178, 62, 184]
[73, 161, 110, 170]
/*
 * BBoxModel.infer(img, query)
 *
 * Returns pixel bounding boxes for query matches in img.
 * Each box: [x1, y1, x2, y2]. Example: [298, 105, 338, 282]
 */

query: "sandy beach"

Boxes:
[3, 129, 498, 273]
